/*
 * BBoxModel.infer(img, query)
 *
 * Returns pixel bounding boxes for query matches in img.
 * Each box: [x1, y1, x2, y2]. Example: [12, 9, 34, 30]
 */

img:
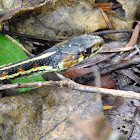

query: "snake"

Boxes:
[0, 34, 104, 81]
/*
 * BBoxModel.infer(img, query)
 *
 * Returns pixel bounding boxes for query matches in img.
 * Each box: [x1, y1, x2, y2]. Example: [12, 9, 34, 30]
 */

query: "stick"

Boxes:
[0, 79, 140, 100]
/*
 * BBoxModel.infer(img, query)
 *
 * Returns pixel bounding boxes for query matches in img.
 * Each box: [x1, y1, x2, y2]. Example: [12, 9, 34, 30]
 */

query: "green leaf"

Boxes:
[0, 34, 45, 92]
[12, 75, 44, 92]
[0, 34, 28, 64]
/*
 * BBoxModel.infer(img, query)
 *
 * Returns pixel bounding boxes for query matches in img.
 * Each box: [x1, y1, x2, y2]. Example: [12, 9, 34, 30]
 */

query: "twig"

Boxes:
[1, 30, 61, 44]
[0, 79, 140, 100]
[54, 72, 67, 80]
[101, 55, 140, 75]
[123, 45, 139, 60]
[5, 35, 34, 57]
[121, 69, 140, 84]
[123, 21, 140, 60]
[127, 107, 139, 140]
[126, 21, 140, 48]
[90, 29, 134, 36]
[100, 8, 113, 29]
[1, 29, 134, 44]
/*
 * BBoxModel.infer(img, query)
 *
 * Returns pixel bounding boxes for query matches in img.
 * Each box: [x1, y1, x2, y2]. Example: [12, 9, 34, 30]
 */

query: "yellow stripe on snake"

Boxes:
[0, 34, 104, 81]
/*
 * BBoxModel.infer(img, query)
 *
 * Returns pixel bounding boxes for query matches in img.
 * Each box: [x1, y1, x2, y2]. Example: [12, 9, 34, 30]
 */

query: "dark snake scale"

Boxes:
[0, 34, 104, 81]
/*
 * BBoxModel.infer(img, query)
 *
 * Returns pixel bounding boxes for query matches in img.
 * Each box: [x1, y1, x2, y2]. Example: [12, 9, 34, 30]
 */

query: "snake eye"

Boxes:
[82, 48, 91, 56]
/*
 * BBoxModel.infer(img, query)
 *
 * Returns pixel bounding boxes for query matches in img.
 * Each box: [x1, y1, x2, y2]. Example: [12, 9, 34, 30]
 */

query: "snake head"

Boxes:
[58, 34, 104, 69]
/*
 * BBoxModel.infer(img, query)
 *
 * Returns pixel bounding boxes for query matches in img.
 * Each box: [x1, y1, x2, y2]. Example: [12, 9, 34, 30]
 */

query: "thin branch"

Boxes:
[1, 29, 134, 44]
[127, 107, 139, 140]
[100, 8, 113, 29]
[5, 35, 34, 57]
[90, 29, 134, 36]
[126, 21, 140, 48]
[1, 30, 61, 44]
[0, 79, 140, 100]
[101, 55, 140, 75]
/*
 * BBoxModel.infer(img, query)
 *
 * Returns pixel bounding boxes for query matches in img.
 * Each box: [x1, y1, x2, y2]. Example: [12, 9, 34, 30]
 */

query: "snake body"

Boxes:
[0, 34, 104, 81]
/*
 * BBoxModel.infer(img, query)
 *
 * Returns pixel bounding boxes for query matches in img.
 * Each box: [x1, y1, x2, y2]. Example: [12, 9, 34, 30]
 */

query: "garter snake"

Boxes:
[0, 34, 104, 81]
